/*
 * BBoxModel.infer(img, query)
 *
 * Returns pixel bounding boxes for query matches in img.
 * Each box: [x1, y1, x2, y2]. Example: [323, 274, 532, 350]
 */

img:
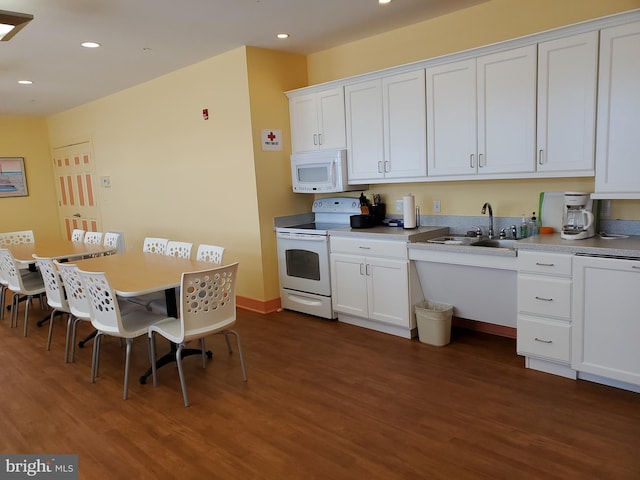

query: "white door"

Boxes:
[477, 45, 537, 174]
[345, 79, 384, 182]
[367, 257, 409, 326]
[595, 21, 640, 196]
[426, 58, 478, 176]
[537, 32, 598, 174]
[330, 253, 368, 317]
[383, 70, 427, 180]
[52, 141, 102, 240]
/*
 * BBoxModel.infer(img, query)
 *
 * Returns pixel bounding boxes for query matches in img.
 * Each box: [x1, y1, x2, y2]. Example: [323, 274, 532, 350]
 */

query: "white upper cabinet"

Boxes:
[537, 32, 598, 175]
[289, 87, 346, 153]
[477, 45, 537, 175]
[426, 45, 537, 178]
[594, 21, 640, 198]
[346, 70, 427, 183]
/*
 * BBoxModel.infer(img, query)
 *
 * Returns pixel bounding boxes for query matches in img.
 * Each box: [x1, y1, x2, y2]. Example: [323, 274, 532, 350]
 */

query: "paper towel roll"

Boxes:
[403, 194, 416, 229]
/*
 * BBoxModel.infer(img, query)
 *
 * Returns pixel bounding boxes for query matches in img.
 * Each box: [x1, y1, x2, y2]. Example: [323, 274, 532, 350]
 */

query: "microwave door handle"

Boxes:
[330, 161, 336, 185]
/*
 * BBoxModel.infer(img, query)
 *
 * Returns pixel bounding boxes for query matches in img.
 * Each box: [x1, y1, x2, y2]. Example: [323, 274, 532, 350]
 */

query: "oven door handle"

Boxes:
[277, 232, 327, 241]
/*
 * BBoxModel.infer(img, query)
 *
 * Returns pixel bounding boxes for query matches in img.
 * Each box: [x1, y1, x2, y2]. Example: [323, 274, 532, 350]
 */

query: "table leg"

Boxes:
[138, 287, 212, 385]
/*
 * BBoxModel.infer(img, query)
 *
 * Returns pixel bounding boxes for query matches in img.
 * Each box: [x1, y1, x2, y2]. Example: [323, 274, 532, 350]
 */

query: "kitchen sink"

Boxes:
[426, 236, 476, 245]
[471, 238, 516, 249]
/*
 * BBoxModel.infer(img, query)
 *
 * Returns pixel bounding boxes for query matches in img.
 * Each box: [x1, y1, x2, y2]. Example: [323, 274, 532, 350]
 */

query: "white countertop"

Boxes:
[515, 233, 640, 258]
[328, 225, 448, 242]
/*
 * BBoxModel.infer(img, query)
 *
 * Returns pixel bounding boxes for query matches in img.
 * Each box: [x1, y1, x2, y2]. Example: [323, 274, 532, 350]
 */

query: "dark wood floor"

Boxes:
[1, 300, 639, 479]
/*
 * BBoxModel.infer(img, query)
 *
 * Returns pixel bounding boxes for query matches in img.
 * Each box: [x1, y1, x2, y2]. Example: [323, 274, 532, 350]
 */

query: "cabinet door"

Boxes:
[367, 258, 409, 327]
[426, 59, 478, 176]
[572, 256, 640, 386]
[383, 70, 427, 179]
[290, 93, 320, 153]
[537, 32, 598, 174]
[345, 80, 384, 182]
[330, 253, 368, 317]
[477, 45, 537, 174]
[595, 21, 640, 197]
[317, 88, 346, 150]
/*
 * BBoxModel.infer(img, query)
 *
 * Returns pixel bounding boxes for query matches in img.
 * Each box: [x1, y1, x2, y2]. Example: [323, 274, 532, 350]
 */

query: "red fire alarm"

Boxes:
[202, 108, 209, 120]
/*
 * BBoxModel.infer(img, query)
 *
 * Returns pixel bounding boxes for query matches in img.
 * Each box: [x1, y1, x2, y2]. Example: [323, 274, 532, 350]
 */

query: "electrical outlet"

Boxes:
[395, 199, 403, 212]
[433, 199, 441, 213]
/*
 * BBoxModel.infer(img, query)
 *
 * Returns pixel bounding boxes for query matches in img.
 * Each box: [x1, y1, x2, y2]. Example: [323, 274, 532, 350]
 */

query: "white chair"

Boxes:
[148, 263, 246, 406]
[0, 248, 46, 336]
[54, 261, 92, 363]
[103, 232, 121, 253]
[78, 269, 171, 400]
[0, 230, 35, 247]
[149, 244, 225, 315]
[196, 244, 225, 264]
[71, 229, 86, 243]
[166, 241, 193, 259]
[33, 256, 73, 358]
[142, 237, 168, 255]
[84, 231, 103, 245]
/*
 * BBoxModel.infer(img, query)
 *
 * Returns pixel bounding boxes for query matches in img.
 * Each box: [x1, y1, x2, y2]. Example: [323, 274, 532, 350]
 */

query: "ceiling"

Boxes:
[0, 0, 486, 116]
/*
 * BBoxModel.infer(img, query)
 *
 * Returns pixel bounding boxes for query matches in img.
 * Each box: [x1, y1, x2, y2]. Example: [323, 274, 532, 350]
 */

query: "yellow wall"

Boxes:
[307, 0, 640, 220]
[0, 116, 60, 237]
[47, 48, 271, 303]
[246, 47, 310, 303]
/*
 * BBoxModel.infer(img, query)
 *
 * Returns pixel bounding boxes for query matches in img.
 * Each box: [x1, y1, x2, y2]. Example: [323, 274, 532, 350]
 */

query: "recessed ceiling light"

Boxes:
[379, 0, 392, 4]
[18, 80, 33, 85]
[81, 41, 101, 48]
[277, 33, 289, 39]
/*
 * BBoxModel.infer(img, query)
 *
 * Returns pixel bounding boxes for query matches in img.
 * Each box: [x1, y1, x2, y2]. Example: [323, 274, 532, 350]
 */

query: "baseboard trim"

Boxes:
[452, 317, 516, 339]
[237, 296, 280, 314]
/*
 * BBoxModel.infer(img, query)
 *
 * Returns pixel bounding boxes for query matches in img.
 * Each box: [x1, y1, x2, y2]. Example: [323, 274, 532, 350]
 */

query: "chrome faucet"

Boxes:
[481, 202, 494, 239]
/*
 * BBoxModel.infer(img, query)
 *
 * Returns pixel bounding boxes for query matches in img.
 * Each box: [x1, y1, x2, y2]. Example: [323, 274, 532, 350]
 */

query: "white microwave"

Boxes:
[290, 149, 364, 193]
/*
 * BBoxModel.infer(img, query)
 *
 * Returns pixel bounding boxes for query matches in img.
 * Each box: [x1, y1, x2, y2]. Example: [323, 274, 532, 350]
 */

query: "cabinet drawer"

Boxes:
[517, 315, 571, 363]
[518, 275, 571, 319]
[330, 237, 407, 259]
[518, 250, 572, 276]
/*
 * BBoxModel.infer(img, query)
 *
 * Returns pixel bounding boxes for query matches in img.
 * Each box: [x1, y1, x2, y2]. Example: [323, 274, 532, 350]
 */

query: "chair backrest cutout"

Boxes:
[166, 241, 193, 259]
[195, 244, 225, 264]
[143, 237, 168, 255]
[179, 263, 239, 342]
[0, 230, 35, 247]
[71, 229, 86, 243]
[84, 231, 103, 245]
[55, 261, 91, 320]
[34, 256, 68, 311]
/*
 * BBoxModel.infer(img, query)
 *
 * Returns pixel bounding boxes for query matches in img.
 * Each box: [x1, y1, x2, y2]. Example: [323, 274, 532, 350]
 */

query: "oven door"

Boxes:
[276, 232, 331, 296]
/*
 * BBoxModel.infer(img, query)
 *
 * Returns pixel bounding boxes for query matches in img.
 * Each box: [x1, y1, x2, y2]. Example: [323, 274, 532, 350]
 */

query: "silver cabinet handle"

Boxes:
[470, 154, 475, 168]
[384, 161, 390, 173]
[538, 149, 544, 165]
[313, 134, 318, 145]
[365, 264, 371, 276]
[534, 337, 553, 344]
[535, 262, 555, 267]
[378, 161, 383, 173]
[360, 263, 365, 275]
[632, 265, 640, 270]
[478, 153, 484, 168]
[318, 133, 323, 145]
[535, 296, 553, 302]
[358, 246, 371, 250]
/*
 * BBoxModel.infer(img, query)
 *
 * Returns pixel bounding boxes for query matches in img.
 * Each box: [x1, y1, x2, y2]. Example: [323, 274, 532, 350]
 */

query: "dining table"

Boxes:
[72, 251, 217, 384]
[7, 238, 116, 267]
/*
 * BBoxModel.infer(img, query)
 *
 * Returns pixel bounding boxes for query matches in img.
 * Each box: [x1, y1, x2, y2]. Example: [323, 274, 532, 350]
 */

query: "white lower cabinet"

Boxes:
[572, 255, 640, 389]
[330, 236, 419, 339]
[517, 250, 576, 378]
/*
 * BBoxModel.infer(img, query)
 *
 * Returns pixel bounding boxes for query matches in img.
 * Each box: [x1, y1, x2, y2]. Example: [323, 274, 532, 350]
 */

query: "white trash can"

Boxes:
[415, 300, 453, 346]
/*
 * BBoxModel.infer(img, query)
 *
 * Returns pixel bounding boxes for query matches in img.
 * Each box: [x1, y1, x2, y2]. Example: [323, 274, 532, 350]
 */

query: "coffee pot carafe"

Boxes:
[561, 192, 595, 240]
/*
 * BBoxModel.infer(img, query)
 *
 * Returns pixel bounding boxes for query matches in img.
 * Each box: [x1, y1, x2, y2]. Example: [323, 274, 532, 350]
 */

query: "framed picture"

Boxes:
[0, 157, 28, 197]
